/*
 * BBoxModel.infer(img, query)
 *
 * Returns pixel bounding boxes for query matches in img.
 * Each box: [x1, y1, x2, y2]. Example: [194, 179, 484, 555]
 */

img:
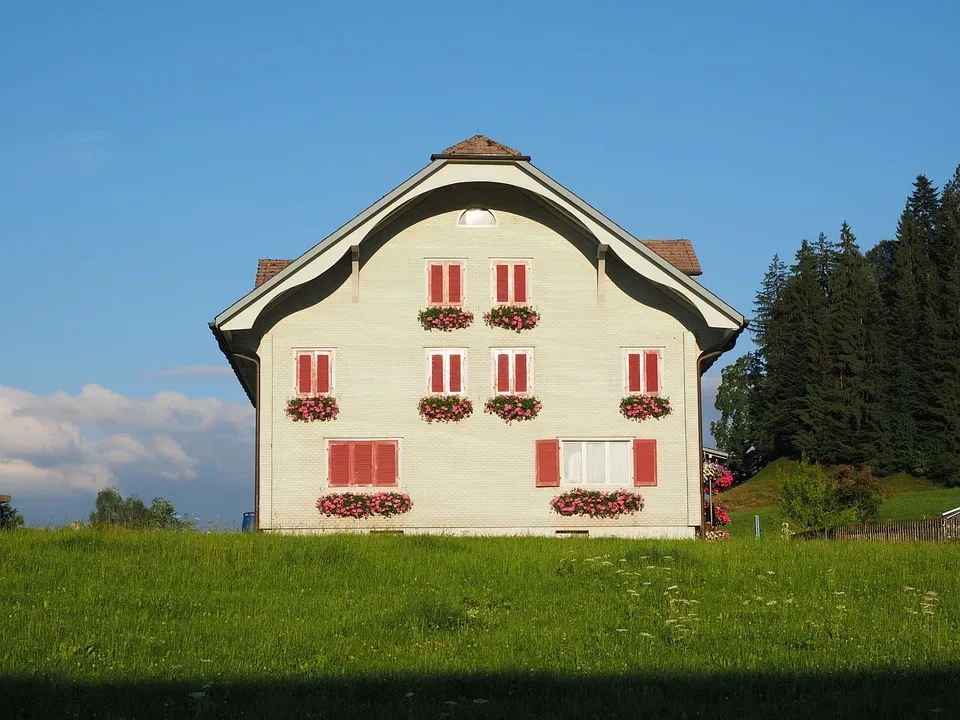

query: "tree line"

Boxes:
[712, 164, 960, 486]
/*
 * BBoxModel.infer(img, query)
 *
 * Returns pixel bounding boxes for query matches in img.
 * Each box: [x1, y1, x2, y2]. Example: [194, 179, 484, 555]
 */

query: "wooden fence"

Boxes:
[793, 516, 960, 542]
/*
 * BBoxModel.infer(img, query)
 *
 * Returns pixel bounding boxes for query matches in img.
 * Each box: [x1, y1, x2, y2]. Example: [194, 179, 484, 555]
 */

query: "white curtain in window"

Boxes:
[563, 443, 583, 484]
[608, 442, 630, 485]
[585, 443, 606, 484]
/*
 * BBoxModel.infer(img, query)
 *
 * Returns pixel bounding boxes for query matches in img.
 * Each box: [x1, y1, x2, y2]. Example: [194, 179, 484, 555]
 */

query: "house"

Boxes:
[210, 135, 746, 537]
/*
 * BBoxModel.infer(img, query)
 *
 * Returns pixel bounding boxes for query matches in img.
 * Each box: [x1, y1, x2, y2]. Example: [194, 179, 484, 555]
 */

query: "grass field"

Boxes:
[1, 530, 958, 719]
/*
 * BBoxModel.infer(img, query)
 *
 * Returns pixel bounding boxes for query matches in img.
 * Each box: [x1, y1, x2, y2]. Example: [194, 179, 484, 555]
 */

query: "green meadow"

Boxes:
[1, 530, 958, 719]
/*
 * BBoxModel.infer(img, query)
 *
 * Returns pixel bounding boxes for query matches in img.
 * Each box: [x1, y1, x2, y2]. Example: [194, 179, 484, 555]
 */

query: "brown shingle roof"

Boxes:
[255, 259, 293, 288]
[432, 135, 529, 160]
[640, 240, 702, 276]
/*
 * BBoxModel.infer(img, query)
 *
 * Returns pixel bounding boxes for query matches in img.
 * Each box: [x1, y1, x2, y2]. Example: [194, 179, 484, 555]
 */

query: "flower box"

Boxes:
[619, 394, 671, 421]
[484, 395, 541, 423]
[316, 491, 412, 519]
[285, 395, 339, 422]
[550, 489, 645, 519]
[418, 395, 473, 423]
[418, 306, 474, 331]
[483, 305, 540, 333]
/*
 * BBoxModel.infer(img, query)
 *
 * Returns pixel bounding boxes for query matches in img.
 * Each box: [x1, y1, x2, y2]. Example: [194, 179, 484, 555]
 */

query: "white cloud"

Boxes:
[0, 385, 252, 497]
[151, 364, 235, 379]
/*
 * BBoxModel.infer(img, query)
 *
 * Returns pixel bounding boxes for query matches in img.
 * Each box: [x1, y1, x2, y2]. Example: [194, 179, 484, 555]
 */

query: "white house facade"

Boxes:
[211, 136, 746, 537]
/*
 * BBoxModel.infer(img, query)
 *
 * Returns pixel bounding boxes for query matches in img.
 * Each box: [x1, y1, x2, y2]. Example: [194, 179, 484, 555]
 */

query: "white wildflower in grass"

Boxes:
[189, 692, 206, 700]
[767, 571, 775, 575]
[640, 632, 653, 637]
[666, 585, 678, 591]
[615, 628, 628, 632]
[473, 699, 488, 704]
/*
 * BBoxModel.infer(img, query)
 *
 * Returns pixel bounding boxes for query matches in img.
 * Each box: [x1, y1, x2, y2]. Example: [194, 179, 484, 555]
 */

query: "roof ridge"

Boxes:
[433, 135, 529, 160]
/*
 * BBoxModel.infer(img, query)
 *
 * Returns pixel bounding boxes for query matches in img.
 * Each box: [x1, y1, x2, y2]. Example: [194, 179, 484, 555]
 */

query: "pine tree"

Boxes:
[928, 166, 960, 485]
[815, 231, 840, 294]
[816, 223, 886, 466]
[761, 240, 826, 459]
[750, 254, 788, 367]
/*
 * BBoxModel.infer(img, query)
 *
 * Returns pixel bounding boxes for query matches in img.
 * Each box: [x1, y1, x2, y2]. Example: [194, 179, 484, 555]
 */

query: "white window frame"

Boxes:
[490, 347, 534, 395]
[457, 208, 498, 228]
[424, 259, 466, 307]
[425, 348, 467, 395]
[559, 439, 632, 487]
[489, 259, 532, 305]
[325, 438, 404, 488]
[292, 348, 336, 396]
[621, 347, 663, 395]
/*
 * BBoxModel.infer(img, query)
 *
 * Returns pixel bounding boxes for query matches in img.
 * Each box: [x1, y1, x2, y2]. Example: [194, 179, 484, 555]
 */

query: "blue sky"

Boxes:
[2, 0, 958, 525]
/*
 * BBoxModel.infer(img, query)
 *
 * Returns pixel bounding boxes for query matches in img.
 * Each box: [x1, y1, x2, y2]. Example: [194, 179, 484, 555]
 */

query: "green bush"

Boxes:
[0, 501, 24, 530]
[777, 461, 883, 530]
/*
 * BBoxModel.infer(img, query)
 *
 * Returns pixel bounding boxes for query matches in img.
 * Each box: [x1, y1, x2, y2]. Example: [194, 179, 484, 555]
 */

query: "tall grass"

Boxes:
[1, 530, 958, 718]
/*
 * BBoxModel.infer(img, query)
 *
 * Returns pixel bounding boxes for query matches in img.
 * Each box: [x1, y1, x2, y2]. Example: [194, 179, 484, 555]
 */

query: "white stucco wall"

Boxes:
[253, 184, 712, 537]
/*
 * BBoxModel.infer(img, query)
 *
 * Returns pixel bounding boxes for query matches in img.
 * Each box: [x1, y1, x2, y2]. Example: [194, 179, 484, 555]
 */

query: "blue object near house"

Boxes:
[242, 512, 255, 533]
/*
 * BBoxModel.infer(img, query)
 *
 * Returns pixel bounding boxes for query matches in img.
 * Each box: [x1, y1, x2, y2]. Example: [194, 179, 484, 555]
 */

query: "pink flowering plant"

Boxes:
[316, 491, 412, 519]
[550, 489, 645, 519]
[483, 305, 540, 333]
[285, 395, 339, 422]
[703, 498, 731, 526]
[619, 394, 672, 421]
[418, 395, 474, 423]
[484, 395, 541, 423]
[418, 306, 474, 331]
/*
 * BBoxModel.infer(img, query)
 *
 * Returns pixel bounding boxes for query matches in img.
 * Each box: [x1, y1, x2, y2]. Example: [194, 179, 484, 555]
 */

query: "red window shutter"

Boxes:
[429, 264, 445, 304]
[627, 353, 641, 393]
[315, 354, 330, 394]
[513, 264, 527, 303]
[633, 439, 657, 487]
[644, 351, 660, 394]
[431, 353, 445, 393]
[536, 439, 560, 487]
[448, 264, 462, 305]
[497, 353, 511, 392]
[329, 442, 351, 487]
[514, 353, 528, 393]
[495, 264, 510, 303]
[297, 353, 313, 395]
[374, 441, 398, 487]
[353, 442, 375, 485]
[449, 353, 462, 393]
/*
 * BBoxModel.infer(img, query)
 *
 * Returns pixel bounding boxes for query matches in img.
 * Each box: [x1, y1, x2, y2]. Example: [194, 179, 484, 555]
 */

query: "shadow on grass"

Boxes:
[3, 670, 958, 719]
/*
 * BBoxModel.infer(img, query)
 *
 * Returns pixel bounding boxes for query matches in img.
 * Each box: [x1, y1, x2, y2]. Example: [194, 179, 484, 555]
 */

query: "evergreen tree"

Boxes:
[816, 223, 886, 465]
[928, 166, 960, 485]
[761, 240, 826, 459]
[710, 352, 763, 470]
[750, 254, 788, 364]
[815, 231, 840, 294]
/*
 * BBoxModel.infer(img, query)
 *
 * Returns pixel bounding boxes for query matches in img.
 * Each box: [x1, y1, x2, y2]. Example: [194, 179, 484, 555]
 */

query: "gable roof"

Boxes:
[431, 135, 530, 161]
[214, 137, 744, 333]
[641, 240, 702, 277]
[252, 241, 700, 289]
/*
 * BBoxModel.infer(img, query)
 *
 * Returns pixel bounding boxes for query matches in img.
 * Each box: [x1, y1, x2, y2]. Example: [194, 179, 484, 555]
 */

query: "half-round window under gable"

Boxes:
[457, 208, 497, 227]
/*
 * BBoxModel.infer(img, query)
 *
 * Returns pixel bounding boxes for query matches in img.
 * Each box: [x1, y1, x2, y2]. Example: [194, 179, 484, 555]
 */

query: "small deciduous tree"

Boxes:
[0, 501, 24, 531]
[89, 488, 190, 530]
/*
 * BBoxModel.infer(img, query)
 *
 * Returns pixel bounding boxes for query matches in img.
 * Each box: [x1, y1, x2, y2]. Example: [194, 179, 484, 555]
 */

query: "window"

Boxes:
[491, 348, 532, 395]
[328, 440, 399, 487]
[426, 261, 464, 306]
[623, 349, 662, 395]
[426, 349, 466, 395]
[561, 441, 631, 485]
[536, 438, 657, 488]
[491, 260, 530, 304]
[458, 208, 497, 227]
[295, 350, 334, 396]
